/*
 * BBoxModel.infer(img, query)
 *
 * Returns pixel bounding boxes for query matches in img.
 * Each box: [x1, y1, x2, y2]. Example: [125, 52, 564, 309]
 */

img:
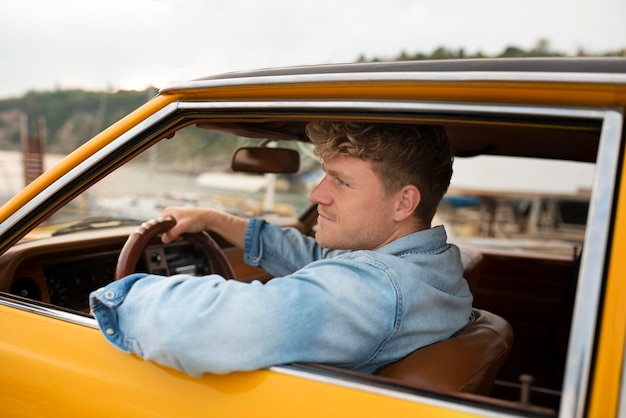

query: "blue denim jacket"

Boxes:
[90, 219, 472, 377]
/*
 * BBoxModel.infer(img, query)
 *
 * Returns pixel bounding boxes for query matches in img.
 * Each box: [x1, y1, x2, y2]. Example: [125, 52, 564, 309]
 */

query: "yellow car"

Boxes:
[1, 58, 625, 417]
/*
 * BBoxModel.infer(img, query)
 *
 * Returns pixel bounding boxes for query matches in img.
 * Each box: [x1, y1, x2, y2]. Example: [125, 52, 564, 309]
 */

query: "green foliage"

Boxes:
[365, 38, 625, 62]
[0, 88, 157, 153]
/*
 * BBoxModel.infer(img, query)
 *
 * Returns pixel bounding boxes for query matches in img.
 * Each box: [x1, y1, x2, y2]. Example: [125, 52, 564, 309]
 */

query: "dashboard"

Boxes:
[0, 226, 268, 313]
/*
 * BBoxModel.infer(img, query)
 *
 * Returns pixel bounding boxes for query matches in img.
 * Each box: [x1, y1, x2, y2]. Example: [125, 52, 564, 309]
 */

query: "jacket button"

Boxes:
[105, 291, 115, 299]
[105, 328, 115, 335]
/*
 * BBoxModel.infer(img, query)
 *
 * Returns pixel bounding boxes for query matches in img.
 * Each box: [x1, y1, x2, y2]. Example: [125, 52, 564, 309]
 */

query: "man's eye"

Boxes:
[336, 178, 348, 187]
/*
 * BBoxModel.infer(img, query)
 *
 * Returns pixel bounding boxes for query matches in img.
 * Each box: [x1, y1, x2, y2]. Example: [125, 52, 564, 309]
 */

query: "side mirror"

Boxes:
[231, 147, 300, 174]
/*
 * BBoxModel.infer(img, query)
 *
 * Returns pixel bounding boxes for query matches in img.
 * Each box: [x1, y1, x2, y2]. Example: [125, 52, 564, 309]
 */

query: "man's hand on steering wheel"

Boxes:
[160, 207, 214, 244]
[115, 216, 235, 281]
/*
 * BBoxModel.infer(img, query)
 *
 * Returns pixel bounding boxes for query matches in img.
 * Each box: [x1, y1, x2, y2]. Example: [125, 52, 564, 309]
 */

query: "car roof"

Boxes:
[162, 58, 626, 164]
[202, 57, 626, 78]
[164, 57, 626, 89]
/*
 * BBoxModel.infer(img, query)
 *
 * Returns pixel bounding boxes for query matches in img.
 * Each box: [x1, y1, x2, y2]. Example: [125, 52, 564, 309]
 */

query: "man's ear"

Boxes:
[393, 185, 421, 222]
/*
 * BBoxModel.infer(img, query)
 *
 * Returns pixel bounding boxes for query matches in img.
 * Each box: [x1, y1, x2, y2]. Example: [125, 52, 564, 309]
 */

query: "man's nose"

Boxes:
[309, 176, 331, 205]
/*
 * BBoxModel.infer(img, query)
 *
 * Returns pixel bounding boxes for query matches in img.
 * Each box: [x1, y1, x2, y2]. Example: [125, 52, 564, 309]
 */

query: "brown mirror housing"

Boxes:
[231, 147, 300, 174]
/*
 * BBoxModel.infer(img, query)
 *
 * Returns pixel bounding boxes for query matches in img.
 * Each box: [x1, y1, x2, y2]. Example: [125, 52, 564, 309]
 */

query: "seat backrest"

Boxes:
[375, 309, 513, 395]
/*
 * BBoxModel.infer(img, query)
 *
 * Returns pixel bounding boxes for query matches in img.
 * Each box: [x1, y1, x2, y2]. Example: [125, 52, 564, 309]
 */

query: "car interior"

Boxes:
[0, 109, 602, 416]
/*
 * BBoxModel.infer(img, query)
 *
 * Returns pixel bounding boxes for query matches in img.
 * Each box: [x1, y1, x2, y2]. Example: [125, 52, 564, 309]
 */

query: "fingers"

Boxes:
[160, 207, 183, 243]
[161, 229, 177, 244]
[159, 207, 207, 243]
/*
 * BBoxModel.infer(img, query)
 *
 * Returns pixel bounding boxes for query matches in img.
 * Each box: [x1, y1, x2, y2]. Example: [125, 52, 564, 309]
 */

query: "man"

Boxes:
[90, 121, 473, 377]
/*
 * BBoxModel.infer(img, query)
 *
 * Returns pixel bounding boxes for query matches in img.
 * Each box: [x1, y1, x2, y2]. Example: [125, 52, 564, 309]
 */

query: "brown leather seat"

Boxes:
[375, 309, 513, 395]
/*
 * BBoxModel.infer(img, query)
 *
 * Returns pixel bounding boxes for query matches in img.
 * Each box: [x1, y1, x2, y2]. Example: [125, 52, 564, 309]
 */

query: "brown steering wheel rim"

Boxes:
[115, 217, 235, 280]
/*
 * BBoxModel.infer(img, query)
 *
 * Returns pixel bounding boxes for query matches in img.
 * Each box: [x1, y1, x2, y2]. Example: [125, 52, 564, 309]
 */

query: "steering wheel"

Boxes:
[115, 217, 235, 280]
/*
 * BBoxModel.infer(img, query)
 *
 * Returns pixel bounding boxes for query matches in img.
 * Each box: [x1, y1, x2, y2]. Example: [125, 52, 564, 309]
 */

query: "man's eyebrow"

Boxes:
[323, 165, 356, 183]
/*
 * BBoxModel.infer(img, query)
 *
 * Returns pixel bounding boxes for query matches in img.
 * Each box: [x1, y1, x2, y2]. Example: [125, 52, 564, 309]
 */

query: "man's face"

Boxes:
[309, 154, 405, 251]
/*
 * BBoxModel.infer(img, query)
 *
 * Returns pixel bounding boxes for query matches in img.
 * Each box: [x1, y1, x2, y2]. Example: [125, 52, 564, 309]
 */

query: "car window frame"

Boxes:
[0, 98, 622, 417]
[560, 108, 622, 418]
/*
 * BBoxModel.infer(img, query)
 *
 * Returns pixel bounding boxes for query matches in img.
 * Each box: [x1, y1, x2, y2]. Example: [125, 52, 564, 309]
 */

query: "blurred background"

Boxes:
[0, 0, 623, 245]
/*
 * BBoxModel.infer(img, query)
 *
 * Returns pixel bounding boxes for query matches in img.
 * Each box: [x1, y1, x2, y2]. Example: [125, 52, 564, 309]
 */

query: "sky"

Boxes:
[1, 0, 625, 100]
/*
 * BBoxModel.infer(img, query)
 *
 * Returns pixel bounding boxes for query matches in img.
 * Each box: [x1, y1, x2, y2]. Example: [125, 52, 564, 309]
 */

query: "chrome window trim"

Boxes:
[559, 109, 623, 418]
[0, 97, 616, 416]
[178, 98, 608, 120]
[162, 70, 626, 93]
[270, 364, 521, 418]
[0, 294, 97, 328]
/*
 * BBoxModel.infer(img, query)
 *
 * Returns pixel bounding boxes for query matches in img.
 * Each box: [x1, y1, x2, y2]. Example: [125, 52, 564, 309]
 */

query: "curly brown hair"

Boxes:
[305, 121, 453, 223]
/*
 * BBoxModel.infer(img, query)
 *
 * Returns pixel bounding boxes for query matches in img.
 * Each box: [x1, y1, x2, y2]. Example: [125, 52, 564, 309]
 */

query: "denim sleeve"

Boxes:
[244, 218, 346, 276]
[89, 273, 150, 353]
[89, 254, 400, 377]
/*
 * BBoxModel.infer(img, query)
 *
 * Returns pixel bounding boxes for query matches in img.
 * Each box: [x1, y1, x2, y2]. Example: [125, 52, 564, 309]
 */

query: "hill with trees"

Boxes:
[0, 88, 157, 154]
[0, 39, 623, 154]
[358, 38, 626, 62]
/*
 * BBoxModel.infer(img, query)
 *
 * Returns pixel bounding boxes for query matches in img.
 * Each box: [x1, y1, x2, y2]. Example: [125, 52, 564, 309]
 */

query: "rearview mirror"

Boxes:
[231, 147, 300, 174]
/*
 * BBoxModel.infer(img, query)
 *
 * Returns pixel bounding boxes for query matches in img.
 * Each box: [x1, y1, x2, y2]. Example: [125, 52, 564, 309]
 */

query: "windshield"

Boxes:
[41, 125, 322, 232]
